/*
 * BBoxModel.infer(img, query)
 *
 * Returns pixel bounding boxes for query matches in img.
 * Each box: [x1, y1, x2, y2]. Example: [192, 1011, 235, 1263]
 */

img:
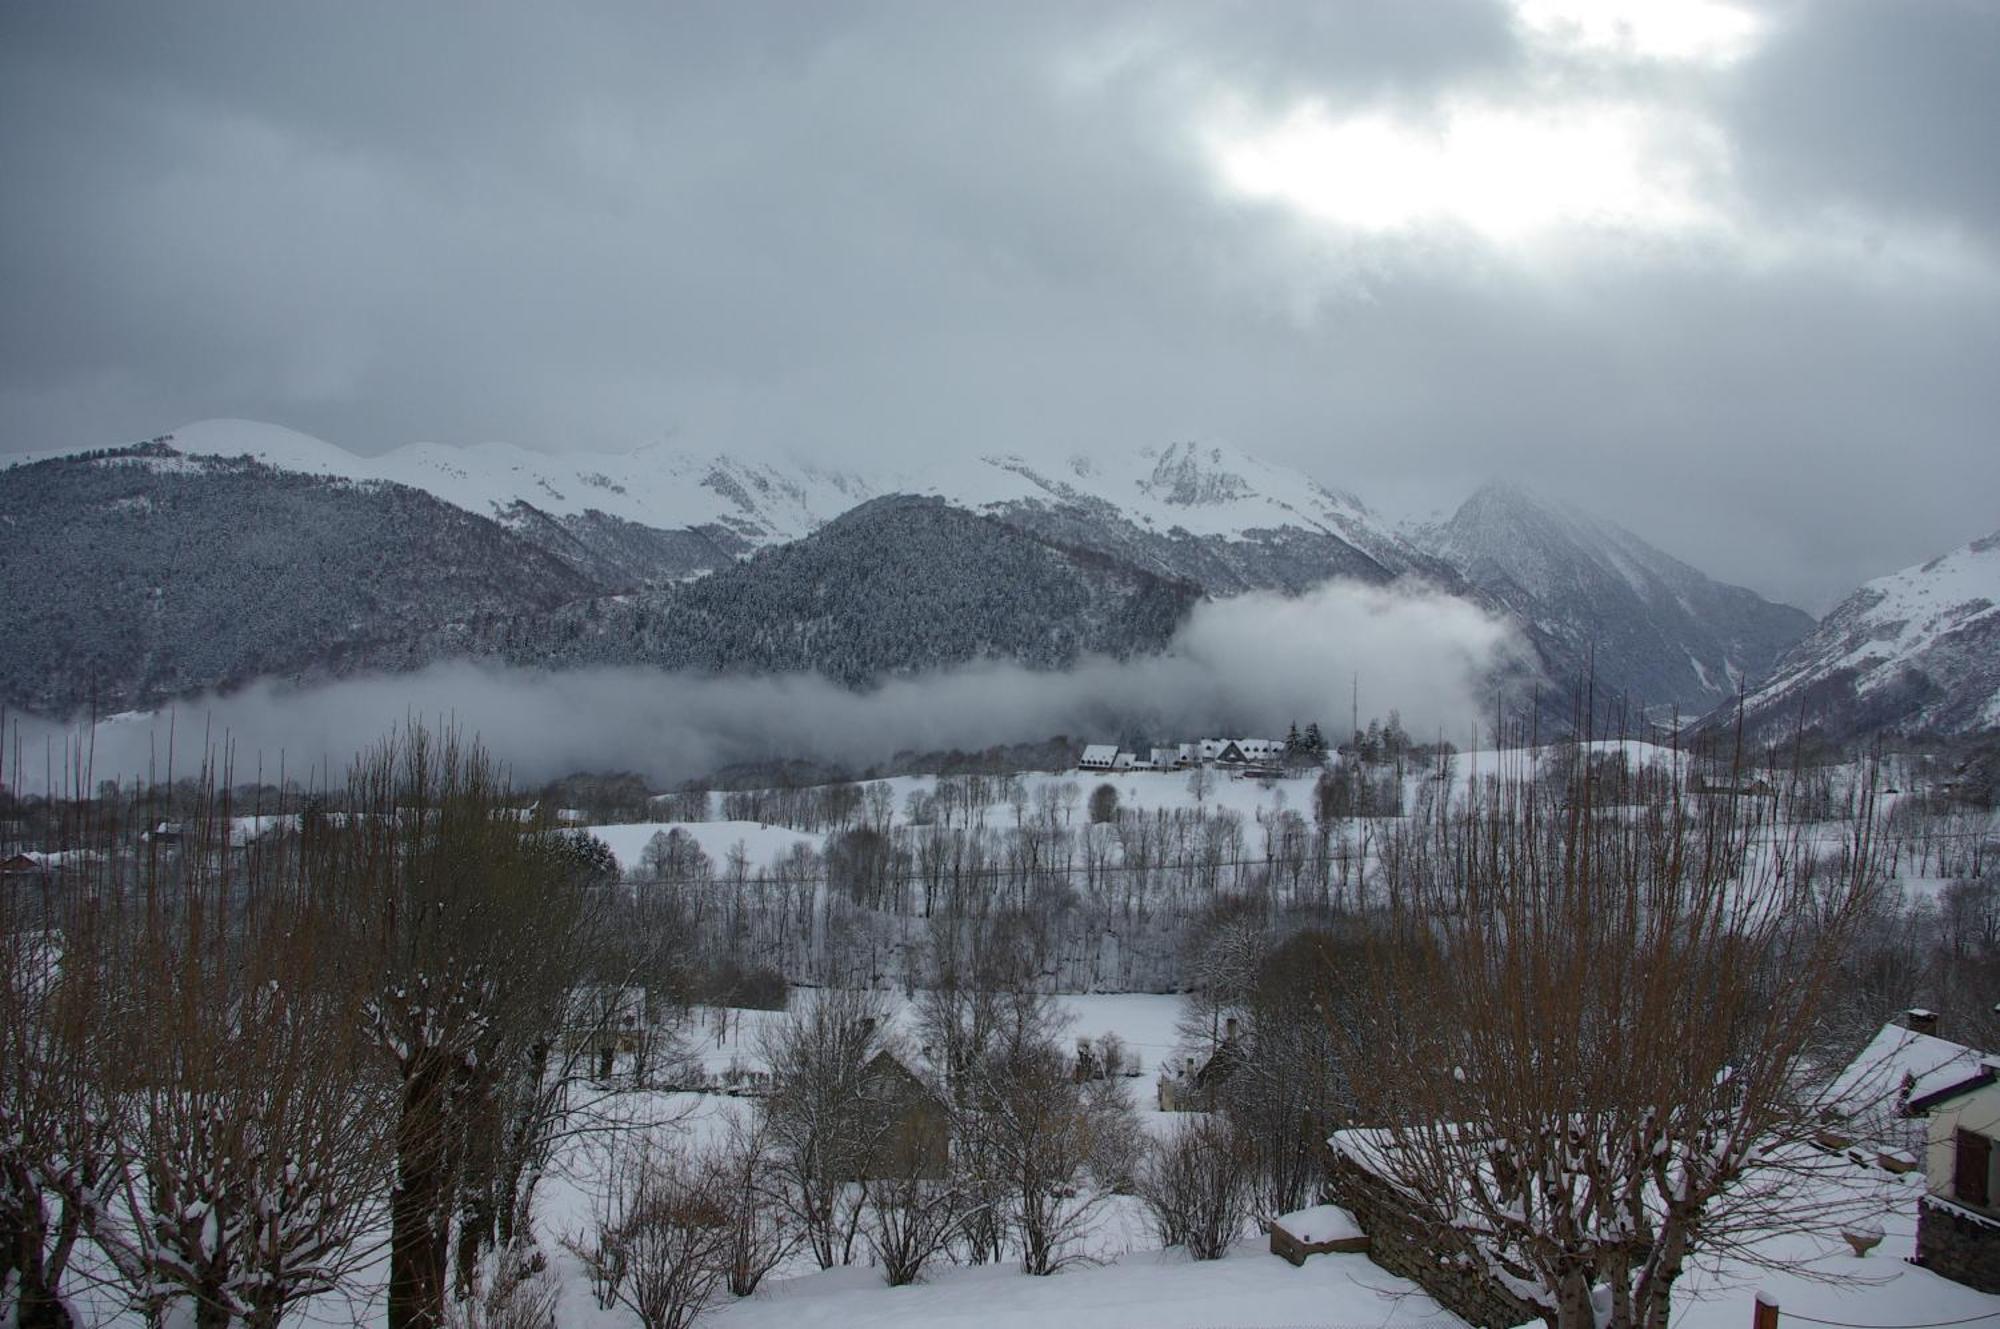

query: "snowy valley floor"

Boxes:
[521, 993, 2000, 1329]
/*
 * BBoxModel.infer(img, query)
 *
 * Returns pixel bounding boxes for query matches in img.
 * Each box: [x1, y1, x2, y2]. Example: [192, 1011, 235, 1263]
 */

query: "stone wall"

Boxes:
[1327, 1154, 1550, 1329]
[1918, 1194, 2000, 1293]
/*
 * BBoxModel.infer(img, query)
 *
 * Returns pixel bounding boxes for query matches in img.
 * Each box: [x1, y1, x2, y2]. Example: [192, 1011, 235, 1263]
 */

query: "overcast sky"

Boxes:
[2, 0, 1994, 611]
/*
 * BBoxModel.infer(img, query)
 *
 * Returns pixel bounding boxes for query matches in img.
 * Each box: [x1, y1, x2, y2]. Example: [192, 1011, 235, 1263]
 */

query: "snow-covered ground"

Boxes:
[698, 1239, 1451, 1329]
[591, 819, 824, 876]
[527, 994, 2000, 1329]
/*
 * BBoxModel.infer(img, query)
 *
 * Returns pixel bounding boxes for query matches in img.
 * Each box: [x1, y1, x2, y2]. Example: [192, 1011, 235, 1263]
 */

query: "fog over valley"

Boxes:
[16, 581, 1523, 792]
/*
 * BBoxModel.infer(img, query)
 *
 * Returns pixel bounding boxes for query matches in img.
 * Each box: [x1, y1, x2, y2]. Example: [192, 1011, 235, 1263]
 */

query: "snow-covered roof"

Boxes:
[1081, 745, 1118, 764]
[1829, 1022, 1994, 1117]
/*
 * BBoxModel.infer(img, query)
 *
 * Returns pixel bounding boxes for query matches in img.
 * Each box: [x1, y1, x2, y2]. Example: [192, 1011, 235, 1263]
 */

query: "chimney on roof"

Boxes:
[1224, 1017, 1239, 1042]
[1904, 1009, 1940, 1037]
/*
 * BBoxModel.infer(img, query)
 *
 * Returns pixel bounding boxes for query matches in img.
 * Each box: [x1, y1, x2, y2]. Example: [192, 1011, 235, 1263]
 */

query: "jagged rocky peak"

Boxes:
[1138, 442, 1257, 507]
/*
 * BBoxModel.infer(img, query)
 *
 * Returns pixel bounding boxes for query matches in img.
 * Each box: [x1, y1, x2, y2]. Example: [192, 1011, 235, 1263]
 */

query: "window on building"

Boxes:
[1955, 1128, 1991, 1206]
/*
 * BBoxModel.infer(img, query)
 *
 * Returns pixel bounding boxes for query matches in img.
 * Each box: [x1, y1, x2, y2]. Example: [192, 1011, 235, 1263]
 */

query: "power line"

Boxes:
[1778, 1311, 2000, 1328]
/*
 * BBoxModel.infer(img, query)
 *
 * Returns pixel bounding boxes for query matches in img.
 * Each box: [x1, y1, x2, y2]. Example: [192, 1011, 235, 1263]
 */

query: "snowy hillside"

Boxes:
[933, 442, 1401, 553]
[14, 424, 1426, 586]
[135, 418, 883, 547]
[0, 442, 599, 714]
[1724, 528, 2000, 740]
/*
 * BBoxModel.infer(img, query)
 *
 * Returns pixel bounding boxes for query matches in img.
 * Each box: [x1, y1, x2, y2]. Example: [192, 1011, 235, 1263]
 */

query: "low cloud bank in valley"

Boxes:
[15, 582, 1523, 793]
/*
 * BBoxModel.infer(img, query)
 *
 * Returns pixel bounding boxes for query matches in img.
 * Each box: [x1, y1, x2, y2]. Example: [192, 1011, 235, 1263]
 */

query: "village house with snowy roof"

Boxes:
[1078, 744, 1119, 772]
[1080, 737, 1286, 775]
[1904, 1034, 2000, 1291]
[1803, 1009, 2000, 1293]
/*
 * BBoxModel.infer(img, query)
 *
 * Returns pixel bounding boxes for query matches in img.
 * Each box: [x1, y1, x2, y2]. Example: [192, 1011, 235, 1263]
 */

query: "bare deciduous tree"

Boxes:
[565, 1138, 732, 1329]
[756, 988, 888, 1269]
[118, 874, 393, 1329]
[0, 876, 122, 1329]
[1334, 757, 1894, 1329]
[1136, 1116, 1255, 1260]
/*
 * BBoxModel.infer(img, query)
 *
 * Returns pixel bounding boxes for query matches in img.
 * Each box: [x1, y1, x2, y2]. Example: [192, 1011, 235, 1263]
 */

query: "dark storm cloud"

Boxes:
[0, 0, 1992, 611]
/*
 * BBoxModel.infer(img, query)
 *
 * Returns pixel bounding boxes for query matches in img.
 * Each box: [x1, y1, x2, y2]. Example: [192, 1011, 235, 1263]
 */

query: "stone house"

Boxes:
[1916, 1065, 2000, 1291]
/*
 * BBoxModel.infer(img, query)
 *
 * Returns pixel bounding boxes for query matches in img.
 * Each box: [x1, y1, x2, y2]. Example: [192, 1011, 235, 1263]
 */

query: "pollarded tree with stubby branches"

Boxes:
[313, 725, 609, 1329]
[1333, 746, 1896, 1329]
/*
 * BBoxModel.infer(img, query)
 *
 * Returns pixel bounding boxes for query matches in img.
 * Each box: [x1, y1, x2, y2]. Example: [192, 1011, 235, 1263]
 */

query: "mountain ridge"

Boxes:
[1415, 480, 1815, 716]
[1709, 527, 2000, 743]
[2, 423, 1837, 727]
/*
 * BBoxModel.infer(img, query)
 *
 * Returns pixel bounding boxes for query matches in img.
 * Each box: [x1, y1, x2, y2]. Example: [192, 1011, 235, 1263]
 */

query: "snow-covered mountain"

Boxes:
[920, 442, 1444, 593]
[1417, 482, 1815, 715]
[151, 418, 884, 543]
[44, 419, 881, 586]
[3, 422, 1840, 723]
[156, 425, 1424, 584]
[13, 423, 1436, 593]
[0, 441, 597, 714]
[1720, 528, 2000, 741]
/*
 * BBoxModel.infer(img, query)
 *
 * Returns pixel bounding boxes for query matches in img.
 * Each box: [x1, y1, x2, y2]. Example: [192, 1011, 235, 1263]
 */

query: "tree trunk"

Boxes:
[12, 1271, 76, 1329]
[388, 1052, 453, 1329]
[7, 1190, 75, 1329]
[192, 1278, 233, 1329]
[1556, 1266, 1596, 1329]
[1639, 1223, 1688, 1329]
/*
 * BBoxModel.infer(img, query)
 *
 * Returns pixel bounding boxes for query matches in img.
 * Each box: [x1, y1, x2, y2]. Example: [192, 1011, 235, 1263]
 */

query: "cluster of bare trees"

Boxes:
[1320, 755, 1896, 1329]
[554, 971, 1140, 1326]
[628, 792, 1380, 995]
[753, 974, 1135, 1281]
[2, 727, 637, 1329]
[1119, 736, 1950, 1323]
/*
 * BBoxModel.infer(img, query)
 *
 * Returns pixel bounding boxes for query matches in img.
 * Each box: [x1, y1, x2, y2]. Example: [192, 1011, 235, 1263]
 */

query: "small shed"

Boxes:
[1269, 1204, 1368, 1265]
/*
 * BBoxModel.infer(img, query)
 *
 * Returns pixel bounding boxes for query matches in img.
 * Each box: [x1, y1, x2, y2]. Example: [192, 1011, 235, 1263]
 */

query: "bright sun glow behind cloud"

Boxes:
[1201, 0, 1766, 249]
[1210, 97, 1728, 244]
[1513, 0, 1767, 66]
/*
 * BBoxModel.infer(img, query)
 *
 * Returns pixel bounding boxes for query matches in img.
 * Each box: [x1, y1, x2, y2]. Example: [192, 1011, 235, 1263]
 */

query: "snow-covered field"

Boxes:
[592, 819, 824, 876]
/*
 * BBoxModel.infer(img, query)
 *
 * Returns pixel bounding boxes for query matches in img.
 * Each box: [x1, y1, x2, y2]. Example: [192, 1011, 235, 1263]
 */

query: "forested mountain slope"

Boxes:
[470, 495, 1202, 684]
[0, 442, 596, 713]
